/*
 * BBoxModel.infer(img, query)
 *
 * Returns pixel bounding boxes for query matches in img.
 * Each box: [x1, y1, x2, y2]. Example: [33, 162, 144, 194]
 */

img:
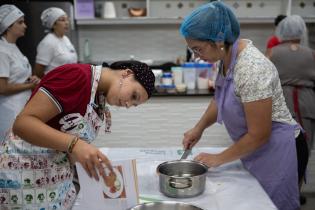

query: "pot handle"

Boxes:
[169, 177, 192, 189]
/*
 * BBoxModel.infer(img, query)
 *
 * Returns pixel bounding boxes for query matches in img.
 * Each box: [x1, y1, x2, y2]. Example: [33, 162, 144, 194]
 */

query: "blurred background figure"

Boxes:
[265, 14, 287, 58]
[33, 7, 77, 78]
[0, 4, 40, 140]
[270, 15, 314, 205]
[270, 14, 315, 152]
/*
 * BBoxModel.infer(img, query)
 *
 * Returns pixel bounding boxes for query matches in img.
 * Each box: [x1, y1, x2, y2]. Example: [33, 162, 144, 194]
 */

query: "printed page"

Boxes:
[76, 159, 138, 210]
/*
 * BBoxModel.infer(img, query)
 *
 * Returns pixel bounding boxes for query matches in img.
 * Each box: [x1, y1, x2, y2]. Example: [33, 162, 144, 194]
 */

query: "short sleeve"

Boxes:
[35, 64, 92, 114]
[234, 49, 276, 103]
[266, 36, 280, 49]
[0, 52, 11, 78]
[36, 39, 54, 65]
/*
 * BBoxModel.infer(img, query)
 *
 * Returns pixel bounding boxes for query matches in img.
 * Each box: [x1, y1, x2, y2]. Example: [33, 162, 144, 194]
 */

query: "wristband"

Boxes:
[67, 136, 79, 153]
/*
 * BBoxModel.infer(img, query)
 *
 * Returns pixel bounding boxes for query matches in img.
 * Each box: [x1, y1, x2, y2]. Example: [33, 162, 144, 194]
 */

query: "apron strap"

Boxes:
[216, 39, 240, 123]
[292, 86, 308, 140]
[89, 65, 102, 104]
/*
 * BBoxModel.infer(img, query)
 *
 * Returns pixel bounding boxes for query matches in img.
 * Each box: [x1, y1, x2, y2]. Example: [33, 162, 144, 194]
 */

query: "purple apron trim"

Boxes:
[216, 39, 239, 124]
[214, 40, 300, 210]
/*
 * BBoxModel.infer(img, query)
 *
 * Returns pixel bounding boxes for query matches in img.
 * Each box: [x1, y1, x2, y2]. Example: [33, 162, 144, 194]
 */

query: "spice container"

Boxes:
[161, 72, 173, 86]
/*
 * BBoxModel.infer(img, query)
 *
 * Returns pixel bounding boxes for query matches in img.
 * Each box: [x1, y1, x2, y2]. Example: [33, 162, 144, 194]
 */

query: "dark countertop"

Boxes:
[153, 88, 214, 97]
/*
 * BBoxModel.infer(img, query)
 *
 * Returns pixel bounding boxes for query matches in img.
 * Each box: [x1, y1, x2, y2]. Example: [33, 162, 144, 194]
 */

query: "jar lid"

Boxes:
[181, 62, 195, 68]
[195, 63, 213, 68]
[171, 66, 182, 71]
[162, 72, 172, 78]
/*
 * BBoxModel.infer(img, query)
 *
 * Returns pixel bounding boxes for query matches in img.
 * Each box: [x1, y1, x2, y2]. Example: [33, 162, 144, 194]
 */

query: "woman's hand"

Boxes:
[182, 126, 203, 149]
[28, 75, 41, 85]
[69, 139, 113, 181]
[194, 152, 223, 168]
[25, 75, 41, 90]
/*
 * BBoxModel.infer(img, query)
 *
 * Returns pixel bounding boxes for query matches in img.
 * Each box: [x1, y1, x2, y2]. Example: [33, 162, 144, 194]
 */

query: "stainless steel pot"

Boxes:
[156, 160, 208, 198]
[127, 201, 204, 210]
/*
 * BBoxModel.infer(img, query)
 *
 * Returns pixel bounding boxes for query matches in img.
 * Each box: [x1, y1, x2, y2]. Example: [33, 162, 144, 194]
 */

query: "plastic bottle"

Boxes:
[171, 66, 183, 86]
[196, 63, 212, 89]
[182, 62, 196, 90]
[83, 39, 91, 63]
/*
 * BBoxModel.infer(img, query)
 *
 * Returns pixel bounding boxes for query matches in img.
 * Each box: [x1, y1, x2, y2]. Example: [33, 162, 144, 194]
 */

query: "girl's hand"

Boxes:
[182, 126, 203, 150]
[194, 152, 223, 168]
[70, 139, 113, 181]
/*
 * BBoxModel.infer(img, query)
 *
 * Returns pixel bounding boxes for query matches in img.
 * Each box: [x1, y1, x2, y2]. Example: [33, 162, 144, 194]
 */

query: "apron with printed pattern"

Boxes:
[0, 65, 111, 210]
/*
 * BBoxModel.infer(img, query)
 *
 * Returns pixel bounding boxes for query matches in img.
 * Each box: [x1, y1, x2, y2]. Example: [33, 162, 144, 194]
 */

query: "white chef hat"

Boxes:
[0, 4, 24, 35]
[41, 7, 66, 29]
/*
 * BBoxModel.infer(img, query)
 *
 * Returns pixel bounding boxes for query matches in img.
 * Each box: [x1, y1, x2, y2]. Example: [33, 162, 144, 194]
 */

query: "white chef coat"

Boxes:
[36, 33, 78, 74]
[0, 37, 32, 140]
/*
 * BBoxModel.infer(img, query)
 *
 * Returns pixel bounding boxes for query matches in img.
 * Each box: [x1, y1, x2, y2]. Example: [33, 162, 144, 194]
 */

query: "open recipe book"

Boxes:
[76, 159, 139, 210]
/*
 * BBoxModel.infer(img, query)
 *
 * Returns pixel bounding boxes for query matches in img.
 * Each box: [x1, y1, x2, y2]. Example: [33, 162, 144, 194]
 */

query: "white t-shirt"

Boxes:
[0, 37, 32, 139]
[36, 33, 78, 74]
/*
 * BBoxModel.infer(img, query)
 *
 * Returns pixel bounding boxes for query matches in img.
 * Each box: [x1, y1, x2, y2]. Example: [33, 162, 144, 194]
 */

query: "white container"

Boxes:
[196, 63, 212, 89]
[182, 62, 196, 90]
[152, 69, 163, 87]
[103, 1, 116, 18]
[171, 66, 183, 86]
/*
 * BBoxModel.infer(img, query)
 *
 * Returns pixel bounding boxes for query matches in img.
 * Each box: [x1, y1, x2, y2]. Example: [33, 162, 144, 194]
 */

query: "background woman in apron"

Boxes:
[270, 15, 315, 153]
[0, 61, 155, 209]
[34, 7, 78, 78]
[0, 5, 40, 141]
[179, 2, 308, 210]
[270, 15, 315, 205]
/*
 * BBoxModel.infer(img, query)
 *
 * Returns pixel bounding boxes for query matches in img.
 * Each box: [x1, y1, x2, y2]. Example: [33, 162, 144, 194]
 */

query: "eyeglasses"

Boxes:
[187, 46, 203, 56]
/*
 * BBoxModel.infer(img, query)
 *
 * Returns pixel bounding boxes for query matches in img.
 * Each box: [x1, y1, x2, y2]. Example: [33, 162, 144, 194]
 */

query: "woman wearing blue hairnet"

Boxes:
[180, 2, 308, 210]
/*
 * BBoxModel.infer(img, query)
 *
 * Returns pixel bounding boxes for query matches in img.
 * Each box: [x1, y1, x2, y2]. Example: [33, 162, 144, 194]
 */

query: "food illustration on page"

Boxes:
[102, 166, 126, 199]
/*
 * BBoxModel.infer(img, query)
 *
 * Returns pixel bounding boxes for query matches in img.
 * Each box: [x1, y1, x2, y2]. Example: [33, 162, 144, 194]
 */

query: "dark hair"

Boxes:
[109, 60, 155, 98]
[275, 15, 286, 26]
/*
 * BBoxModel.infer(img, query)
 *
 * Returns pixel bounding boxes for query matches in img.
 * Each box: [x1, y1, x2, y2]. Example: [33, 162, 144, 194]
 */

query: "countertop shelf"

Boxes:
[153, 88, 214, 97]
[76, 16, 315, 26]
[76, 17, 183, 25]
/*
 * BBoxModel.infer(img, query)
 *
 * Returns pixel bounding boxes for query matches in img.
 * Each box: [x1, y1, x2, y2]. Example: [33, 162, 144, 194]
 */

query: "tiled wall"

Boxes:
[94, 97, 231, 148]
[77, 24, 187, 64]
[77, 23, 280, 63]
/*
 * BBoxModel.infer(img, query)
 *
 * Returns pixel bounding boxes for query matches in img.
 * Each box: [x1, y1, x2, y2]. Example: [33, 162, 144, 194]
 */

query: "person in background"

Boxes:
[270, 15, 314, 202]
[0, 60, 155, 209]
[179, 2, 308, 210]
[33, 7, 78, 78]
[0, 4, 40, 140]
[265, 14, 287, 58]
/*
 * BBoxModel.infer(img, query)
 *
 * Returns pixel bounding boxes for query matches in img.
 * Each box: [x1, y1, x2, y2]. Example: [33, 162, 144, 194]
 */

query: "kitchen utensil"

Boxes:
[180, 149, 191, 160]
[127, 201, 204, 210]
[156, 160, 208, 198]
[128, 8, 147, 17]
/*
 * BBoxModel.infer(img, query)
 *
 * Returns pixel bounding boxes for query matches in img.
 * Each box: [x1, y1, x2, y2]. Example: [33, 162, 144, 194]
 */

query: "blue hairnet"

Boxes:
[180, 1, 240, 44]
